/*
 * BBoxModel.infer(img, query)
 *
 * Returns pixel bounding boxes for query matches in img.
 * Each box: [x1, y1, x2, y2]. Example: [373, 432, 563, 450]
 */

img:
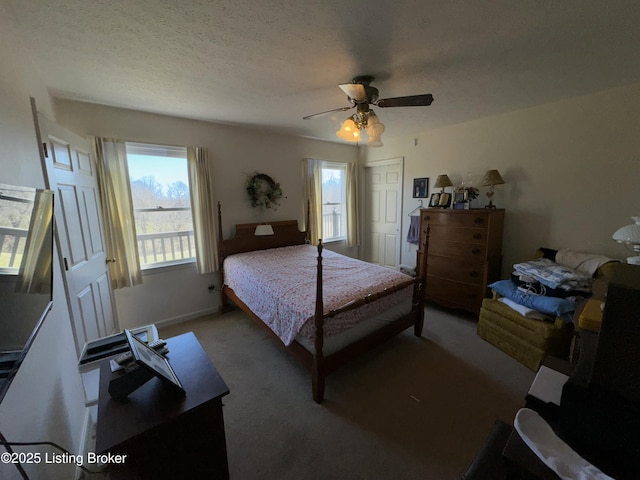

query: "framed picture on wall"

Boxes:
[413, 178, 429, 198]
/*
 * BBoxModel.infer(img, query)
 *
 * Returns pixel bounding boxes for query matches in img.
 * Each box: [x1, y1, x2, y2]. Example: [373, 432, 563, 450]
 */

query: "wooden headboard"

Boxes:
[217, 203, 308, 260]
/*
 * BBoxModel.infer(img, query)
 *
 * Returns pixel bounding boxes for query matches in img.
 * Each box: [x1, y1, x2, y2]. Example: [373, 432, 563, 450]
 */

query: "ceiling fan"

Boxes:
[303, 75, 434, 147]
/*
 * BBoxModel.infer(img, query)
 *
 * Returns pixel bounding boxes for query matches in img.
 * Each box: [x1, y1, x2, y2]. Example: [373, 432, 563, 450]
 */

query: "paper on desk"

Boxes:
[528, 366, 569, 405]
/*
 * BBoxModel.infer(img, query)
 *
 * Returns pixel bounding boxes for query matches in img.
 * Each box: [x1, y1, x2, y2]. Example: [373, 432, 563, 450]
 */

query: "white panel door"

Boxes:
[364, 160, 403, 268]
[37, 113, 118, 355]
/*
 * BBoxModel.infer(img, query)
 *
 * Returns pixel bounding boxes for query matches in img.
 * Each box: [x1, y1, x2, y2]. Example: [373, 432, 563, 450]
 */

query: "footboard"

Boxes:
[310, 238, 427, 402]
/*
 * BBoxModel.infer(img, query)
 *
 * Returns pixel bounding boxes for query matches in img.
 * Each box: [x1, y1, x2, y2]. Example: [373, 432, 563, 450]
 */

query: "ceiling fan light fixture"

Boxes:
[365, 111, 385, 137]
[306, 75, 433, 145]
[367, 136, 384, 147]
[336, 117, 360, 142]
[365, 116, 385, 148]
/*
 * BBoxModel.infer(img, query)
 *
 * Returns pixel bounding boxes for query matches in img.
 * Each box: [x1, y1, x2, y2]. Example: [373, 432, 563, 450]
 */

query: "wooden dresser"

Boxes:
[419, 208, 505, 315]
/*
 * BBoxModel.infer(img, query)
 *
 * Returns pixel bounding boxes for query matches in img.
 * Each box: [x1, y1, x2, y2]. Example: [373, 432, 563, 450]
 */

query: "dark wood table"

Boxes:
[96, 331, 230, 479]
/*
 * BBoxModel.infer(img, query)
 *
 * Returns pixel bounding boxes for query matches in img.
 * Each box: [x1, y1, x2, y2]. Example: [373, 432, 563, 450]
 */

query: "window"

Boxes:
[126, 142, 194, 268]
[321, 162, 347, 242]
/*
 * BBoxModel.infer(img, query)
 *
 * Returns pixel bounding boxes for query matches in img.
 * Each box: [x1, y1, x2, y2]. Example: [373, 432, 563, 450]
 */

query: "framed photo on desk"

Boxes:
[126, 330, 185, 394]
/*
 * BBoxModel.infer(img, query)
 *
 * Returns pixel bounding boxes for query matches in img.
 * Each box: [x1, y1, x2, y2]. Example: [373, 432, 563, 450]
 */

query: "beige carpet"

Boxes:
[159, 305, 535, 480]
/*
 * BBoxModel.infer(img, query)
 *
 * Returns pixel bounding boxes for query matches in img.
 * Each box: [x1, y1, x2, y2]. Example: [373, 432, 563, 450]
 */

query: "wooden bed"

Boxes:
[216, 203, 428, 403]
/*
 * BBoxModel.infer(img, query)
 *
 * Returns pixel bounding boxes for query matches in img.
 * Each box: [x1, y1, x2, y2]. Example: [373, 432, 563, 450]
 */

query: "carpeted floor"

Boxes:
[158, 305, 535, 480]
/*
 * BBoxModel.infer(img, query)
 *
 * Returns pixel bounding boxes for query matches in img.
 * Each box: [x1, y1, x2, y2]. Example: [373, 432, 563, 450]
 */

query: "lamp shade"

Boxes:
[365, 112, 385, 147]
[613, 216, 640, 265]
[433, 174, 453, 189]
[367, 136, 384, 147]
[336, 118, 360, 142]
[612, 217, 640, 244]
[480, 169, 505, 186]
[254, 224, 274, 236]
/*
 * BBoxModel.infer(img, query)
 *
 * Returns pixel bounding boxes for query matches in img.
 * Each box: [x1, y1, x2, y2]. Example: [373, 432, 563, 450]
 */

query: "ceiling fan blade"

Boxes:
[338, 83, 367, 101]
[303, 105, 353, 120]
[376, 94, 434, 108]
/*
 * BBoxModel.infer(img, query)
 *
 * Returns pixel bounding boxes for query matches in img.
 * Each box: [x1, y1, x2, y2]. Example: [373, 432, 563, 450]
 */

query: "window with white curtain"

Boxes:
[321, 162, 347, 242]
[125, 142, 195, 268]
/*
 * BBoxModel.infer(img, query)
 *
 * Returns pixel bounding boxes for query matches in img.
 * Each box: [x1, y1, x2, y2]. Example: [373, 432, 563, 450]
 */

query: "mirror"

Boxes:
[0, 183, 54, 404]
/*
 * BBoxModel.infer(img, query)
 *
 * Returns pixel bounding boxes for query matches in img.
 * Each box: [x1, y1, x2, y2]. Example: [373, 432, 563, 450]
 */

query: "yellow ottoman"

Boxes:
[478, 296, 574, 371]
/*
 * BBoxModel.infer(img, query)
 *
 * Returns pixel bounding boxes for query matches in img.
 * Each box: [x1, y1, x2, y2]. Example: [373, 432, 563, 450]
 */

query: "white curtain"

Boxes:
[93, 137, 142, 288]
[187, 146, 218, 273]
[303, 159, 323, 245]
[346, 162, 359, 248]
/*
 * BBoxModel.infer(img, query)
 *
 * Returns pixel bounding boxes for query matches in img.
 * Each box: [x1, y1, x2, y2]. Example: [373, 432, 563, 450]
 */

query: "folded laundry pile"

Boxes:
[513, 258, 593, 292]
[489, 249, 616, 321]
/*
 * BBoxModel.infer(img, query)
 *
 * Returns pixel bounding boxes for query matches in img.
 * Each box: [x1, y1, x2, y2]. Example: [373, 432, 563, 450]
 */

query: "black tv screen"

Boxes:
[0, 183, 54, 404]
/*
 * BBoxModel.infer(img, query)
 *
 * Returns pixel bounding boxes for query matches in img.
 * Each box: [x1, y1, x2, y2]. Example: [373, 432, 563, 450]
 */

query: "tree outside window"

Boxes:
[126, 143, 195, 268]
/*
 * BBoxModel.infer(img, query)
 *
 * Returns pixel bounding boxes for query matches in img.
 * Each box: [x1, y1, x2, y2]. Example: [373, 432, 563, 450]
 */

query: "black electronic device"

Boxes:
[0, 184, 54, 405]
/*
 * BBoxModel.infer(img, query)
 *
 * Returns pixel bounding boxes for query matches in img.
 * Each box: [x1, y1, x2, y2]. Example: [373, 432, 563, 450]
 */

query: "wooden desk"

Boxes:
[96, 332, 230, 479]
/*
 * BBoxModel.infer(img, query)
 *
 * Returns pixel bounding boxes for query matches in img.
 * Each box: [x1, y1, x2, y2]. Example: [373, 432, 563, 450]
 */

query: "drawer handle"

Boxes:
[424, 215, 431, 221]
[474, 217, 484, 225]
[471, 248, 481, 255]
[472, 233, 482, 240]
[469, 271, 479, 278]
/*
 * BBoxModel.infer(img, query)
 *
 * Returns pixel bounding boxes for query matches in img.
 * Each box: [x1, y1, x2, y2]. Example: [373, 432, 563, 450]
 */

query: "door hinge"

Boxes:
[42, 142, 49, 158]
[63, 257, 69, 271]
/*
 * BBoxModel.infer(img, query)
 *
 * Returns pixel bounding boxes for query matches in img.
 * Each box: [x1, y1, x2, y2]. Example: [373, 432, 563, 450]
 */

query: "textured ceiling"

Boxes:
[4, 0, 640, 144]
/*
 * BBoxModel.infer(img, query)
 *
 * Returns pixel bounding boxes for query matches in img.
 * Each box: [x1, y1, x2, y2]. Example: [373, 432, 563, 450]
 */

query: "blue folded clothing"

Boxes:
[489, 280, 576, 317]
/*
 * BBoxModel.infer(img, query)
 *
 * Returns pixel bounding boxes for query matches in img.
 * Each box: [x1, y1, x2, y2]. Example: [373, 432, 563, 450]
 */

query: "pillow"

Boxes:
[489, 280, 576, 317]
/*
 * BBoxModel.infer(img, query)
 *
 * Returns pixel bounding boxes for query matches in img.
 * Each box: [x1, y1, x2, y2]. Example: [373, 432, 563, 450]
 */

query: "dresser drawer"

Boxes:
[429, 225, 487, 244]
[421, 210, 489, 228]
[429, 239, 487, 259]
[427, 255, 485, 286]
[425, 275, 486, 313]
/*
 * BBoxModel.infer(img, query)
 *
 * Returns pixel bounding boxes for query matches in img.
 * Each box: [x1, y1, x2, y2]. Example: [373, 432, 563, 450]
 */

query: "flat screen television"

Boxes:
[0, 183, 54, 404]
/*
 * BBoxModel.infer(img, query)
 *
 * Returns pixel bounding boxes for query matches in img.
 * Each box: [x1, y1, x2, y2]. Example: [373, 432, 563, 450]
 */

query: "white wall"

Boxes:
[364, 82, 640, 275]
[0, 11, 87, 480]
[54, 100, 359, 328]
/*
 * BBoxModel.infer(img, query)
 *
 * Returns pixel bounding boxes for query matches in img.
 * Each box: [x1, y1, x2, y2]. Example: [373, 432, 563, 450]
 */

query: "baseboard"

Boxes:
[153, 307, 220, 329]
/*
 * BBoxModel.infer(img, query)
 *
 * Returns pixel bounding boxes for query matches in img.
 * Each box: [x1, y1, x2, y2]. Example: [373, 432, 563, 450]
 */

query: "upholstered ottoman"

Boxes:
[477, 249, 618, 371]
[477, 293, 574, 371]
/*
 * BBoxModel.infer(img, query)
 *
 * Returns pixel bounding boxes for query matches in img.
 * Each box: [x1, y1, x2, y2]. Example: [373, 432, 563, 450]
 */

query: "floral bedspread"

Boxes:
[223, 244, 413, 345]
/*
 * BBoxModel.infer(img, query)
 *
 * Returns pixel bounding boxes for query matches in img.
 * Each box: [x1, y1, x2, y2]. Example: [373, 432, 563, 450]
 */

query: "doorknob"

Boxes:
[106, 258, 117, 264]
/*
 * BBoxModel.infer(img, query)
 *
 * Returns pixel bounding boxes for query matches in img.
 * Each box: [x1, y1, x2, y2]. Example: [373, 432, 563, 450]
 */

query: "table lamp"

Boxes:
[433, 174, 453, 193]
[612, 216, 640, 265]
[480, 169, 505, 209]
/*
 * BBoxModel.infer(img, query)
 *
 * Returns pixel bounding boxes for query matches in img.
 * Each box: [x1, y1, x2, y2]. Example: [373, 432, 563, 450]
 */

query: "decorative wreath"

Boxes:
[246, 172, 284, 209]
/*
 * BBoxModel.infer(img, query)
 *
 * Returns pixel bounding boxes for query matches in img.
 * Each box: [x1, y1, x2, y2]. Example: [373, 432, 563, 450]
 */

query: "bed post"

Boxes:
[312, 239, 325, 403]
[217, 202, 232, 313]
[413, 223, 430, 336]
